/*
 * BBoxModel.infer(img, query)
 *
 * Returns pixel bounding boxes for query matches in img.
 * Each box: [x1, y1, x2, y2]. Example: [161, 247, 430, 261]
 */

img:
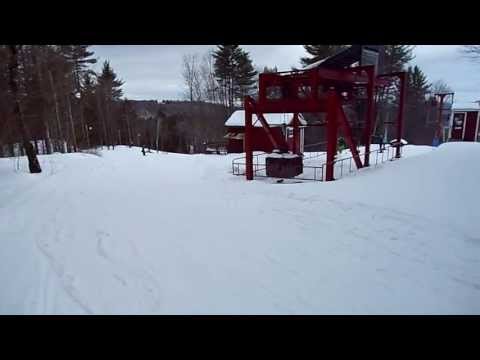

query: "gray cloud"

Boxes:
[410, 45, 480, 106]
[91, 45, 479, 106]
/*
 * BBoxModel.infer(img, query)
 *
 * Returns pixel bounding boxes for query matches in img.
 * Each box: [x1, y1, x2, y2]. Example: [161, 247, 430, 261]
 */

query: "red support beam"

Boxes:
[253, 100, 326, 114]
[435, 95, 445, 143]
[325, 90, 338, 181]
[316, 68, 369, 85]
[363, 66, 375, 166]
[256, 112, 287, 151]
[292, 113, 299, 154]
[244, 97, 254, 180]
[337, 99, 363, 170]
[434, 92, 454, 144]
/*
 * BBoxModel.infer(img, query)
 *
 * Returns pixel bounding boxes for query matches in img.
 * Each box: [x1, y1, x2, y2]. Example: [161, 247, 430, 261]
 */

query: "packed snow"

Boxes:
[1, 143, 479, 314]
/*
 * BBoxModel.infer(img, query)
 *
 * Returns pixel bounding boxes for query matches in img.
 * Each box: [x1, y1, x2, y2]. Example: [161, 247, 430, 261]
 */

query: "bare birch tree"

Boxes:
[200, 50, 218, 103]
[461, 45, 480, 61]
[182, 54, 202, 101]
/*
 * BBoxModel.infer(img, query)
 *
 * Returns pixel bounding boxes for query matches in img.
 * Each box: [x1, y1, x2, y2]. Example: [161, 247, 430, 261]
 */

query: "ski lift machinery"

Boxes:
[242, 45, 407, 181]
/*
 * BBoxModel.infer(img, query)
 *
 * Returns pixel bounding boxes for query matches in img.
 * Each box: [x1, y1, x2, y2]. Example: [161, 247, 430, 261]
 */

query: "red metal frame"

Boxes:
[243, 65, 406, 181]
[433, 92, 454, 144]
[375, 72, 407, 158]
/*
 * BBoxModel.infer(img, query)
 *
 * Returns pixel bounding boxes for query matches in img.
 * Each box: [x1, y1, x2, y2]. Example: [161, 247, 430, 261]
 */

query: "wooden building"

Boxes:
[449, 108, 480, 142]
[224, 111, 307, 153]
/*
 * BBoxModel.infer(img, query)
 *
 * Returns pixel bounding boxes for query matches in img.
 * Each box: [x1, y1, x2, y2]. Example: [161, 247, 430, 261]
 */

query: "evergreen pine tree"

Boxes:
[379, 45, 415, 73]
[373, 46, 415, 139]
[262, 66, 278, 73]
[233, 49, 257, 101]
[404, 65, 432, 143]
[213, 45, 257, 110]
[300, 45, 348, 66]
[407, 65, 430, 101]
[97, 61, 124, 100]
[213, 45, 240, 110]
[96, 61, 124, 148]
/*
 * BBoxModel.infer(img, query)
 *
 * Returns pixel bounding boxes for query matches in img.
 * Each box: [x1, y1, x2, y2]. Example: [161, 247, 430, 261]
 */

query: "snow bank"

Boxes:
[1, 143, 479, 314]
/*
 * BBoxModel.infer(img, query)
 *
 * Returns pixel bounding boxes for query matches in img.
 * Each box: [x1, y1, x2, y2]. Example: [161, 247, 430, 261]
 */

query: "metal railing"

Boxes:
[321, 144, 400, 181]
[232, 152, 268, 176]
[231, 144, 402, 182]
[232, 152, 324, 182]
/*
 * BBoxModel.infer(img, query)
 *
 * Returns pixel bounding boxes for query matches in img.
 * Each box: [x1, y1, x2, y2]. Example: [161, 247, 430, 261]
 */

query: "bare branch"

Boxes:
[460, 45, 480, 61]
[181, 53, 203, 102]
[431, 79, 453, 94]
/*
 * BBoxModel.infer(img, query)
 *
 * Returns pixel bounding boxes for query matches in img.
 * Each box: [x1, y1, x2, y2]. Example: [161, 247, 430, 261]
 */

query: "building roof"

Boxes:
[225, 110, 307, 127]
[303, 58, 327, 70]
[453, 108, 480, 112]
[302, 45, 381, 71]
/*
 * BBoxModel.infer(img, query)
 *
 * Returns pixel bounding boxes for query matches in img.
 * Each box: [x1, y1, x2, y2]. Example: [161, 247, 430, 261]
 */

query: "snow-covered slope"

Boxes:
[1, 143, 479, 314]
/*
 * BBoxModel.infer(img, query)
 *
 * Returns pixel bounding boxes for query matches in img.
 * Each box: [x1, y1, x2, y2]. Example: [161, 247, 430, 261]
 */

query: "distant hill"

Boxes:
[130, 100, 232, 120]
[128, 100, 234, 153]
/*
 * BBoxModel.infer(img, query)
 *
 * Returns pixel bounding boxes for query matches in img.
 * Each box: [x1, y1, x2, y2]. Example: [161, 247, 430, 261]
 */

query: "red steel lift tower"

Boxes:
[432, 92, 454, 146]
[243, 45, 407, 181]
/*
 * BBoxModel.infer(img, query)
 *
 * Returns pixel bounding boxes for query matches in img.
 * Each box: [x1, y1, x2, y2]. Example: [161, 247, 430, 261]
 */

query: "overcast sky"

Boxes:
[91, 45, 480, 107]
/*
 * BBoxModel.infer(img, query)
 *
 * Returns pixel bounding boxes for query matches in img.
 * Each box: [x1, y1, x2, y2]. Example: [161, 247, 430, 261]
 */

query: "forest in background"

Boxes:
[1, 44, 469, 174]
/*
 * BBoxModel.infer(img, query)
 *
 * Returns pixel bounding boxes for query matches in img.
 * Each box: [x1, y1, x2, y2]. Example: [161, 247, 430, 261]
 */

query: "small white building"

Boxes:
[224, 110, 307, 153]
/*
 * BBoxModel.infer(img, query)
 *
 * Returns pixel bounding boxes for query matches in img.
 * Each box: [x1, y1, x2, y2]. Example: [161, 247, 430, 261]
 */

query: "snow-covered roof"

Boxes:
[303, 58, 327, 70]
[225, 110, 307, 127]
[453, 108, 480, 112]
[390, 139, 408, 145]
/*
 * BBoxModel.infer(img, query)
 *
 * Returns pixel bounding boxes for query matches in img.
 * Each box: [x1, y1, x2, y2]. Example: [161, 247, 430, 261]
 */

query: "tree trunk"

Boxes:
[48, 70, 64, 153]
[104, 88, 112, 149]
[79, 96, 88, 149]
[156, 117, 160, 152]
[85, 124, 91, 149]
[96, 91, 108, 149]
[126, 113, 133, 147]
[66, 93, 78, 152]
[8, 45, 42, 173]
[32, 47, 52, 155]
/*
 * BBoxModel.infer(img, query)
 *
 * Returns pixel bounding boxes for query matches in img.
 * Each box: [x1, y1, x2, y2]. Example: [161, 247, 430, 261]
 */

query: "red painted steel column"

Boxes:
[326, 89, 338, 181]
[364, 66, 375, 166]
[437, 95, 444, 138]
[395, 72, 406, 158]
[256, 113, 283, 150]
[338, 105, 363, 169]
[292, 113, 299, 154]
[435, 94, 446, 143]
[244, 97, 254, 180]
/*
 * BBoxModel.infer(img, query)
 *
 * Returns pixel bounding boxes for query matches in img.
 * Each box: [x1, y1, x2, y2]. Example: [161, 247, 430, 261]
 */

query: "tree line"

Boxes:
[0, 45, 175, 172]
[181, 45, 257, 110]
[3, 44, 473, 174]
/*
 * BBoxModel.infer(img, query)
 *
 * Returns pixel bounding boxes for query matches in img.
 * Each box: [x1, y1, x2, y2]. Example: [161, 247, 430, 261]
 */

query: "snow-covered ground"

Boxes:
[1, 143, 479, 314]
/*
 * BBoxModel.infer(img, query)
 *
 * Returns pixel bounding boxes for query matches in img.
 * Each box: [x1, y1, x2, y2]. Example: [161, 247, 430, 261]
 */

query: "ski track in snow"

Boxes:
[1, 144, 480, 314]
